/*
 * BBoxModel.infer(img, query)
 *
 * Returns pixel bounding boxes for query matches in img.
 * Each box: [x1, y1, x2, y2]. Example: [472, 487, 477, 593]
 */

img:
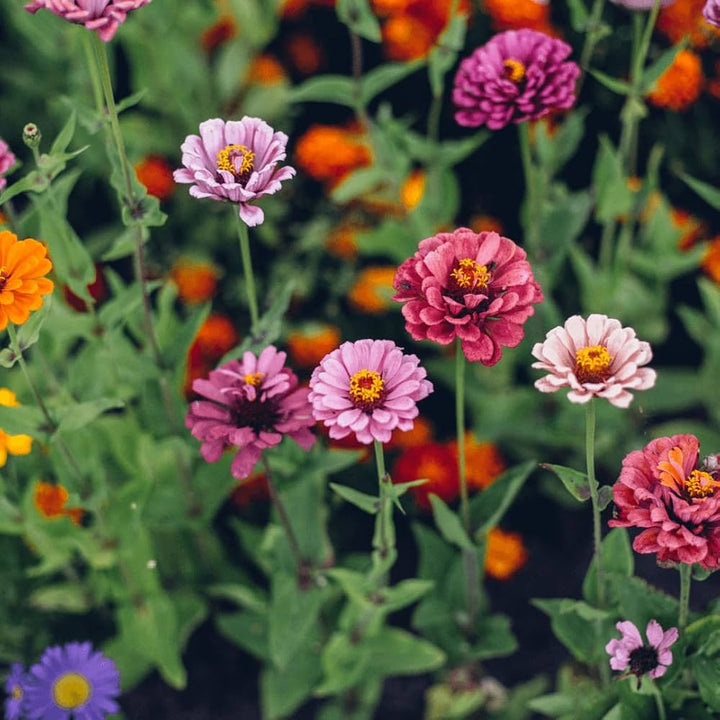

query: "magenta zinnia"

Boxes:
[393, 228, 543, 365]
[704, 0, 720, 27]
[186, 346, 315, 479]
[532, 314, 656, 408]
[174, 117, 296, 227]
[0, 138, 16, 192]
[606, 620, 678, 683]
[609, 434, 720, 568]
[453, 29, 580, 130]
[610, 0, 675, 9]
[24, 0, 151, 41]
[308, 339, 433, 445]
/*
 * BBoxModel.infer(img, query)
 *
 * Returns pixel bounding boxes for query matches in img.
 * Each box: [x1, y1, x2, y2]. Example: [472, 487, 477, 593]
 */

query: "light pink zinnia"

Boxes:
[0, 139, 16, 193]
[606, 620, 678, 682]
[186, 346, 315, 479]
[453, 29, 580, 130]
[704, 0, 720, 27]
[308, 339, 433, 445]
[610, 0, 675, 9]
[393, 228, 543, 365]
[174, 117, 295, 227]
[609, 434, 720, 568]
[532, 314, 656, 408]
[24, 0, 151, 42]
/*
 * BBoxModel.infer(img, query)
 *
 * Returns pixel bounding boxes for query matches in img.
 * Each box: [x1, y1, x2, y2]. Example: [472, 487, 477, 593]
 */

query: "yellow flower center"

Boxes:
[12, 685, 22, 701]
[503, 58, 526, 84]
[52, 672, 91, 710]
[575, 345, 613, 384]
[243, 372, 264, 386]
[685, 469, 718, 498]
[450, 258, 491, 292]
[349, 369, 385, 410]
[216, 144, 255, 182]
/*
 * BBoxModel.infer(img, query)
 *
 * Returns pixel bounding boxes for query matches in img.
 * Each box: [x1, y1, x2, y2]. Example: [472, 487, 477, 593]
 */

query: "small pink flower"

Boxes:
[393, 228, 543, 365]
[186, 346, 315, 479]
[610, 0, 675, 9]
[0, 138, 17, 192]
[704, 0, 720, 27]
[453, 29, 580, 130]
[24, 0, 151, 42]
[174, 117, 295, 227]
[609, 434, 720, 569]
[308, 339, 433, 445]
[531, 314, 656, 408]
[606, 620, 678, 682]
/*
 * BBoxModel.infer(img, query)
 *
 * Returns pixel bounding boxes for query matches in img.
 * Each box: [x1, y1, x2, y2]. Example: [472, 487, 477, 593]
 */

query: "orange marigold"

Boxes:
[400, 169, 427, 211]
[0, 388, 32, 467]
[134, 155, 175, 201]
[33, 481, 83, 525]
[325, 222, 361, 259]
[702, 236, 720, 283]
[483, 0, 550, 31]
[348, 266, 396, 313]
[170, 258, 220, 304]
[287, 324, 341, 368]
[452, 434, 506, 491]
[295, 125, 371, 187]
[647, 49, 704, 111]
[387, 416, 433, 450]
[392, 441, 459, 511]
[247, 54, 287, 85]
[657, 0, 719, 48]
[0, 231, 53, 331]
[484, 527, 528, 580]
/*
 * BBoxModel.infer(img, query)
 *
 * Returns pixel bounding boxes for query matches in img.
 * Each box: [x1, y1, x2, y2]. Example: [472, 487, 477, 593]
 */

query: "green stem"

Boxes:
[518, 123, 540, 256]
[349, 29, 371, 133]
[678, 563, 692, 632]
[371, 440, 395, 585]
[649, 679, 667, 720]
[82, 33, 105, 116]
[577, 0, 608, 94]
[586, 400, 605, 607]
[236, 216, 259, 336]
[455, 338, 469, 530]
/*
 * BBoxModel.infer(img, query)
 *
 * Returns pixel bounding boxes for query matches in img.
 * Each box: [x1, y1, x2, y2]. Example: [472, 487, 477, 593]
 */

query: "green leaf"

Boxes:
[470, 461, 535, 534]
[361, 61, 423, 102]
[15, 297, 53, 353]
[364, 627, 446, 677]
[566, 0, 589, 31]
[56, 398, 125, 433]
[597, 485, 613, 511]
[336, 0, 382, 41]
[436, 131, 490, 167]
[609, 575, 678, 630]
[29, 583, 93, 613]
[216, 610, 269, 660]
[692, 655, 720, 711]
[541, 463, 591, 502]
[289, 75, 355, 107]
[427, 15, 467, 96]
[380, 579, 434, 613]
[102, 226, 147, 262]
[330, 482, 379, 514]
[592, 135, 632, 223]
[471, 613, 518, 660]
[0, 404, 47, 437]
[583, 528, 634, 606]
[679, 171, 720, 212]
[206, 583, 268, 615]
[642, 39, 688, 93]
[331, 166, 386, 204]
[429, 494, 473, 550]
[589, 70, 631, 95]
[49, 111, 78, 155]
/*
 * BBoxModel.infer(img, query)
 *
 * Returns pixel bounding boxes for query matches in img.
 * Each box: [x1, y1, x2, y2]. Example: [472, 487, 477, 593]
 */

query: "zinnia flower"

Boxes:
[174, 117, 295, 227]
[309, 339, 433, 445]
[186, 346, 315, 479]
[647, 49, 703, 112]
[532, 314, 656, 408]
[0, 139, 16, 192]
[453, 29, 580, 130]
[0, 231, 54, 331]
[0, 389, 33, 467]
[287, 324, 341, 369]
[393, 228, 543, 365]
[658, 0, 715, 48]
[24, 0, 151, 41]
[392, 441, 458, 510]
[4, 663, 27, 720]
[483, 0, 553, 32]
[170, 258, 220, 304]
[134, 155, 174, 200]
[485, 527, 528, 580]
[609, 434, 720, 568]
[605, 620, 678, 684]
[705, 0, 720, 26]
[348, 267, 397, 314]
[610, 0, 675, 8]
[24, 642, 120, 720]
[33, 481, 83, 525]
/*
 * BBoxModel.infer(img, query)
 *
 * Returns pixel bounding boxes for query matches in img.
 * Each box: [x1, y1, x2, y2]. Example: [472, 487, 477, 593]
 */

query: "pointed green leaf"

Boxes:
[429, 494, 473, 551]
[542, 463, 591, 502]
[330, 482, 379, 514]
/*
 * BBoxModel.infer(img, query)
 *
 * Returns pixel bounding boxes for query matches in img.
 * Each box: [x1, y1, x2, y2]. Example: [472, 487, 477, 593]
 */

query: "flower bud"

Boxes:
[22, 123, 41, 149]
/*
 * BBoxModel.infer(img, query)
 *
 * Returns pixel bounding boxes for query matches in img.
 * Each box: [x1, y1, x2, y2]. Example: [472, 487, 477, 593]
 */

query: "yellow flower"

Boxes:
[0, 388, 32, 467]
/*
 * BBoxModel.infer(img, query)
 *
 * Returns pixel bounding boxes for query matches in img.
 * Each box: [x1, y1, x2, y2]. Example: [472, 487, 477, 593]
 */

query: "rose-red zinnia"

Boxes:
[393, 228, 543, 365]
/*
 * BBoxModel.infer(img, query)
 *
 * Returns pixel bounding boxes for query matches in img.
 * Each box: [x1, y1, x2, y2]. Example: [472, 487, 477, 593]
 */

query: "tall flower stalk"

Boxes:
[678, 563, 692, 631]
[585, 400, 605, 606]
[237, 216, 260, 337]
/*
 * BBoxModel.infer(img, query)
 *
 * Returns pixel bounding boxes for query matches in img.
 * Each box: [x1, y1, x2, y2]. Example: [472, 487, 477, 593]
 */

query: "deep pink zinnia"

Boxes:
[174, 117, 295, 227]
[609, 434, 720, 568]
[308, 339, 433, 445]
[532, 314, 656, 408]
[24, 0, 151, 42]
[704, 0, 720, 27]
[453, 29, 580, 130]
[610, 0, 674, 10]
[0, 138, 16, 192]
[393, 228, 543, 365]
[606, 620, 678, 682]
[186, 346, 315, 479]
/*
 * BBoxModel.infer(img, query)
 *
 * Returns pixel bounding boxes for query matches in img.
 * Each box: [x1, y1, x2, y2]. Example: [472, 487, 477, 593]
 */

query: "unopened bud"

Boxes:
[22, 123, 41, 148]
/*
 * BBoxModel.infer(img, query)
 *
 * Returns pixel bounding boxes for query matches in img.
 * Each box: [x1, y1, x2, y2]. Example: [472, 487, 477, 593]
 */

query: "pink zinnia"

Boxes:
[532, 314, 656, 408]
[606, 620, 678, 682]
[704, 0, 720, 27]
[24, 0, 151, 42]
[453, 29, 580, 130]
[308, 339, 433, 445]
[186, 346, 315, 479]
[609, 434, 720, 568]
[174, 117, 295, 227]
[0, 138, 16, 192]
[610, 0, 674, 9]
[393, 228, 543, 365]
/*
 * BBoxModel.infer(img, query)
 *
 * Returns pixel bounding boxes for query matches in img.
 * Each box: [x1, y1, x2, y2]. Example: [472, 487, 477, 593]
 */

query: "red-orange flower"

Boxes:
[184, 313, 240, 397]
[647, 49, 704, 111]
[483, 0, 552, 31]
[134, 155, 175, 201]
[200, 15, 238, 53]
[400, 169, 427, 211]
[469, 214, 504, 236]
[387, 416, 433, 450]
[247, 54, 287, 85]
[348, 266, 396, 313]
[325, 222, 362, 259]
[287, 324, 341, 368]
[657, 0, 719, 48]
[285, 32, 325, 75]
[33, 481, 83, 526]
[484, 528, 528, 580]
[170, 258, 220, 304]
[0, 231, 53, 331]
[392, 441, 459, 510]
[701, 236, 720, 282]
[461, 435, 506, 491]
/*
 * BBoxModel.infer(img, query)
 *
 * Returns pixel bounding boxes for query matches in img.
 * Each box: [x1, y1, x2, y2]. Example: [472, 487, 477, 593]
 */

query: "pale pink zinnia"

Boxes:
[704, 0, 720, 27]
[453, 29, 580, 130]
[609, 434, 720, 568]
[25, 0, 152, 42]
[308, 339, 433, 445]
[532, 314, 656, 408]
[186, 346, 315, 479]
[174, 117, 295, 227]
[393, 228, 543, 365]
[606, 620, 678, 682]
[0, 138, 16, 192]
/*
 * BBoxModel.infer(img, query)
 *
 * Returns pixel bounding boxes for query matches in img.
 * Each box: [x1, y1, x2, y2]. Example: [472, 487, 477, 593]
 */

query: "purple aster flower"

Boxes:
[606, 620, 678, 685]
[186, 345, 315, 479]
[0, 139, 17, 193]
[174, 117, 296, 227]
[704, 0, 720, 27]
[24, 0, 152, 42]
[24, 642, 120, 720]
[308, 339, 433, 445]
[4, 663, 27, 720]
[453, 29, 580, 130]
[610, 0, 674, 9]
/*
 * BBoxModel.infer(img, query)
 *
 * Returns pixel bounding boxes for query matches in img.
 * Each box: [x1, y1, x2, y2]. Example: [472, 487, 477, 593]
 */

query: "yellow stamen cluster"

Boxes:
[685, 469, 718, 498]
[12, 686, 21, 701]
[53, 672, 91, 710]
[349, 369, 385, 408]
[450, 258, 491, 291]
[503, 58, 526, 84]
[216, 144, 255, 177]
[575, 345, 613, 383]
[243, 372, 264, 386]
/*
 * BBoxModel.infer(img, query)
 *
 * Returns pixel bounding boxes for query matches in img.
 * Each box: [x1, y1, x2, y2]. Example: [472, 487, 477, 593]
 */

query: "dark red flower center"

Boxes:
[628, 646, 658, 677]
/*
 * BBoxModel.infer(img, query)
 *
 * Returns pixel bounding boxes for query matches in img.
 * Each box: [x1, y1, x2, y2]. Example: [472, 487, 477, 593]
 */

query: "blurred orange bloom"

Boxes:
[348, 266, 396, 313]
[230, 471, 270, 508]
[247, 54, 287, 85]
[0, 388, 32, 467]
[392, 441, 459, 510]
[461, 435, 506, 491]
[647, 49, 703, 111]
[400, 169, 427, 211]
[287, 324, 341, 368]
[702, 236, 720, 283]
[484, 527, 528, 580]
[201, 15, 238, 53]
[325, 222, 362, 259]
[387, 416, 433, 450]
[0, 231, 53, 331]
[170, 258, 220, 304]
[184, 313, 240, 397]
[135, 155, 175, 201]
[33, 481, 83, 526]
[672, 208, 707, 250]
[469, 214, 504, 235]
[657, 0, 719, 48]
[286, 32, 325, 75]
[483, 0, 552, 31]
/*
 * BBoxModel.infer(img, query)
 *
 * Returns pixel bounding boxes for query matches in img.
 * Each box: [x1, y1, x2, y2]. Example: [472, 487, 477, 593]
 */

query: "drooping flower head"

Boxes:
[532, 314, 656, 408]
[24, 642, 120, 720]
[4, 663, 27, 720]
[0, 139, 16, 193]
[309, 339, 433, 445]
[606, 620, 678, 684]
[609, 434, 720, 568]
[453, 29, 580, 130]
[174, 117, 295, 227]
[24, 0, 152, 42]
[186, 346, 315, 479]
[0, 389, 33, 467]
[704, 0, 720, 26]
[393, 228, 543, 365]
